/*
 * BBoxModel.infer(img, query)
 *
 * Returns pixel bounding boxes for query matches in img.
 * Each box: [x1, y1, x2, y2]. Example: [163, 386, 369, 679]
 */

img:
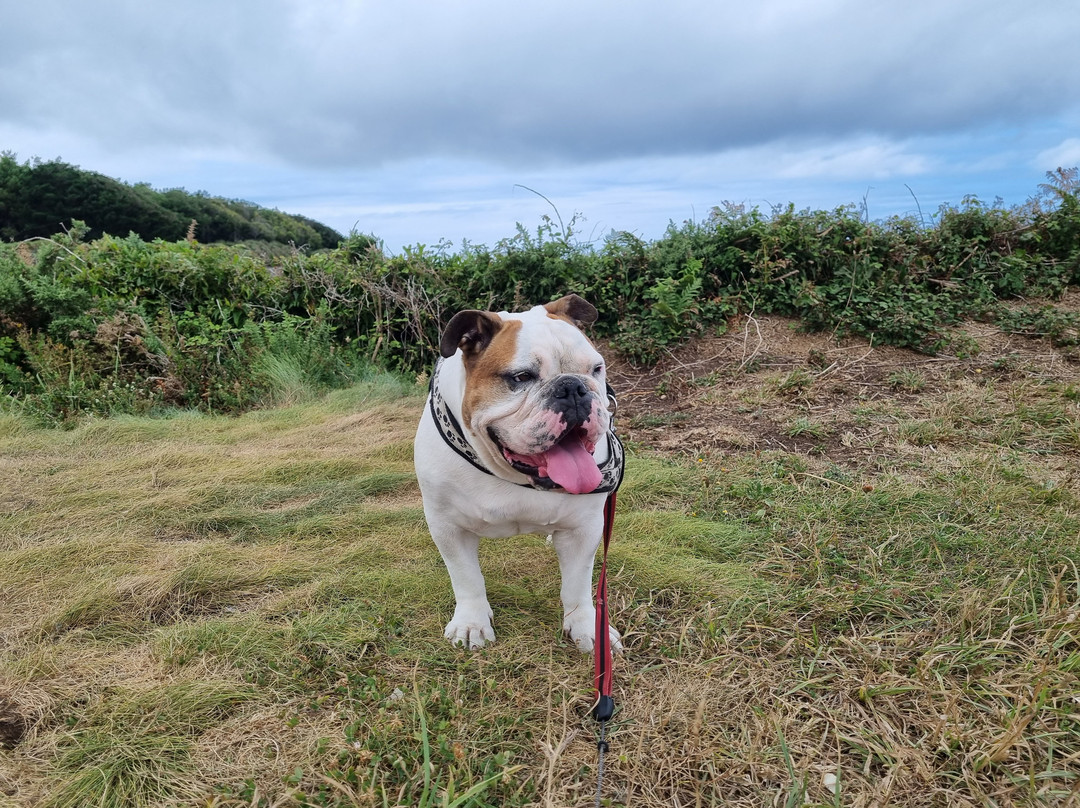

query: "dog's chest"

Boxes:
[441, 483, 601, 539]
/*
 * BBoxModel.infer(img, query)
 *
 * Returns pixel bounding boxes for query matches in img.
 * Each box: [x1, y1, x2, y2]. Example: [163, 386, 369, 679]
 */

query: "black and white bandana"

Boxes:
[427, 358, 624, 494]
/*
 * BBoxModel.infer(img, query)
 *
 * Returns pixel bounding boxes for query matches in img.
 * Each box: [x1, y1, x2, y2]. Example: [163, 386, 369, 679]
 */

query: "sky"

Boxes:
[3, 0, 1079, 252]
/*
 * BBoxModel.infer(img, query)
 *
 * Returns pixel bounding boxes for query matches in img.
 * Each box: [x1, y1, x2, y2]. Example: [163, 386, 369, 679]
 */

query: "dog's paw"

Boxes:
[564, 610, 624, 654]
[445, 605, 495, 649]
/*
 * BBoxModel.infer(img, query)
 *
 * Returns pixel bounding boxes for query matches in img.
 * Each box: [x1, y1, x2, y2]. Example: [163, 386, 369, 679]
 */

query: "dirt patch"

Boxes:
[0, 704, 26, 749]
[0, 687, 45, 751]
[603, 311, 1080, 465]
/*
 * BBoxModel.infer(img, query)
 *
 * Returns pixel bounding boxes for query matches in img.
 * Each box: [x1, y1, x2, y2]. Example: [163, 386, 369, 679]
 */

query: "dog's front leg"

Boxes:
[431, 526, 495, 648]
[551, 526, 623, 653]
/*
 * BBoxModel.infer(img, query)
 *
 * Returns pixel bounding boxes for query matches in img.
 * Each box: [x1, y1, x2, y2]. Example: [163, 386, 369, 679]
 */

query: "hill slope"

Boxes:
[0, 153, 344, 247]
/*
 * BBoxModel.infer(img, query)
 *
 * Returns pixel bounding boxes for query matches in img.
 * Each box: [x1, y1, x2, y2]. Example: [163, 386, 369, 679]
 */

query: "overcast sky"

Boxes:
[3, 0, 1079, 251]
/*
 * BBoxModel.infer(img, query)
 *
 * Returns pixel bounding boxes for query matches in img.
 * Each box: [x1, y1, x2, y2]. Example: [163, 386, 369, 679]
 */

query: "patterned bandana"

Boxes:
[427, 358, 624, 494]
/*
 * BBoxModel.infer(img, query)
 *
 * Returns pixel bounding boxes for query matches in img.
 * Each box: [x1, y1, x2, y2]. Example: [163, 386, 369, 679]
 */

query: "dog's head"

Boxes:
[440, 294, 610, 493]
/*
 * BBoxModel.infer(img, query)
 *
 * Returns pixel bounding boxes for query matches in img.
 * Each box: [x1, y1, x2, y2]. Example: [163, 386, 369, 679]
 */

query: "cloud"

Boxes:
[1037, 138, 1080, 170]
[2, 0, 1075, 250]
[3, 0, 1078, 171]
[762, 140, 932, 180]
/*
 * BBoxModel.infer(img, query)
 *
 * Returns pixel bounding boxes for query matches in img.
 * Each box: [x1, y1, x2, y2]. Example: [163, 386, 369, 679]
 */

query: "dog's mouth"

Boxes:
[490, 426, 601, 494]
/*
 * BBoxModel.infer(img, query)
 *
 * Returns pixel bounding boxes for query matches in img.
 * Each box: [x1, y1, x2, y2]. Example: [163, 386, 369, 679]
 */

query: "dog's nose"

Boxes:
[552, 376, 589, 401]
[550, 376, 592, 425]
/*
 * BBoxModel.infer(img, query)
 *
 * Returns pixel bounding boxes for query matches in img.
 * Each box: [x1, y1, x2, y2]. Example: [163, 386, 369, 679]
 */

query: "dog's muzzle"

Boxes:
[548, 375, 595, 430]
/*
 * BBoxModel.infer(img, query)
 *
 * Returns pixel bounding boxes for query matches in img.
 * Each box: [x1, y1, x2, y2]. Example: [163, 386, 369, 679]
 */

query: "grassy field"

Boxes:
[2, 315, 1079, 807]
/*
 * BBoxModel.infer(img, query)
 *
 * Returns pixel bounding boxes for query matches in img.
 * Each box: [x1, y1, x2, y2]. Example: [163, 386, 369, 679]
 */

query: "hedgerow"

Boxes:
[1, 171, 1078, 424]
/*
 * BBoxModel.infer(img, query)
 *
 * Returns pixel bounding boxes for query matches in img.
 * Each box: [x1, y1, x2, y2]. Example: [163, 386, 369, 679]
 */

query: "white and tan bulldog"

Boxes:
[414, 294, 624, 652]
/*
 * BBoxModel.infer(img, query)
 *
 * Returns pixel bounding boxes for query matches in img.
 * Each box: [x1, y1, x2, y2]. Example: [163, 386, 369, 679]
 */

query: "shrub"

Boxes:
[3, 170, 1078, 424]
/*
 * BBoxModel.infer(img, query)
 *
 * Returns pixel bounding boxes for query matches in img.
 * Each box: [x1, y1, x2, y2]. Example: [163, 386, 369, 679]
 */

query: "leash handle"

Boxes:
[593, 492, 617, 721]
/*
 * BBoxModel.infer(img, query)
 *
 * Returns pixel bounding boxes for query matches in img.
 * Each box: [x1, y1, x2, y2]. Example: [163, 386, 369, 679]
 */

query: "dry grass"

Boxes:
[2, 321, 1080, 807]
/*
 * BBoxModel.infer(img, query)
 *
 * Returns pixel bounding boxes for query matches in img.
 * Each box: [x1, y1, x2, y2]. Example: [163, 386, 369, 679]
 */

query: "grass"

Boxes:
[785, 416, 831, 440]
[888, 368, 927, 393]
[2, 354, 1079, 806]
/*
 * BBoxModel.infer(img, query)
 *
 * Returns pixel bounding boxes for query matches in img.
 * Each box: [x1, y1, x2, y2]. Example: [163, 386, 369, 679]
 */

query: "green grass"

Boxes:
[2, 357, 1079, 806]
[46, 681, 256, 808]
[785, 416, 831, 439]
[887, 368, 927, 393]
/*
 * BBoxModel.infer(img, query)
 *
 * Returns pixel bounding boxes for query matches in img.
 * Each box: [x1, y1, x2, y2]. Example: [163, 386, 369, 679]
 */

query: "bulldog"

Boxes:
[414, 294, 624, 652]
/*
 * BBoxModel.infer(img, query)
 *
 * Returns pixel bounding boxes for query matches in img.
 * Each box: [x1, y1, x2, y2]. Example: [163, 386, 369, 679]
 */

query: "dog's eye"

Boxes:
[592, 364, 604, 376]
[508, 370, 536, 385]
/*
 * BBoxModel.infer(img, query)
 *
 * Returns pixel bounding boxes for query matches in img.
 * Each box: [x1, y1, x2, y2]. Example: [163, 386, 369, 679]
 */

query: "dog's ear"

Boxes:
[544, 294, 597, 328]
[440, 310, 503, 358]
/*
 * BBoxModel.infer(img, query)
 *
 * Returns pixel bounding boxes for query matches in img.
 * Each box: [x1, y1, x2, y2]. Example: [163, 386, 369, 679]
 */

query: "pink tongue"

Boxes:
[544, 435, 602, 494]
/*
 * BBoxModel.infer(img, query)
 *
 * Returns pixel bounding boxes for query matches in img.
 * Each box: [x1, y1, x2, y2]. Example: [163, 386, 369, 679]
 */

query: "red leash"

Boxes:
[593, 491, 617, 721]
[592, 491, 617, 807]
[593, 392, 622, 806]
